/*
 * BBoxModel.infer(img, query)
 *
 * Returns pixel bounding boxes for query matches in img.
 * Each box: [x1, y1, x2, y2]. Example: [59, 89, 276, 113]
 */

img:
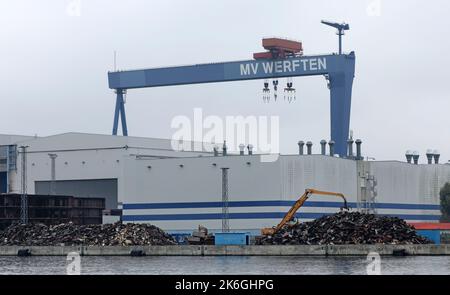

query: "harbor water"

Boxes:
[0, 256, 449, 275]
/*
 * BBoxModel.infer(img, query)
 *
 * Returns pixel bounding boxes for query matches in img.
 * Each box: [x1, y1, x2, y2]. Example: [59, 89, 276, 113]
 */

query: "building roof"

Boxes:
[0, 134, 36, 146]
[0, 132, 214, 154]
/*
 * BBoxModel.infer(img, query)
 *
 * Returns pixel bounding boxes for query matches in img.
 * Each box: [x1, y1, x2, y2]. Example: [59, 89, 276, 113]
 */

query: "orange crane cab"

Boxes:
[253, 37, 303, 60]
[261, 189, 349, 236]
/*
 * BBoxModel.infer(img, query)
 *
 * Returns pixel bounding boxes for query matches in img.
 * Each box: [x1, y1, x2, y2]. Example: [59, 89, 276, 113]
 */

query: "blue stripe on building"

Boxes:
[123, 212, 440, 222]
[123, 200, 440, 210]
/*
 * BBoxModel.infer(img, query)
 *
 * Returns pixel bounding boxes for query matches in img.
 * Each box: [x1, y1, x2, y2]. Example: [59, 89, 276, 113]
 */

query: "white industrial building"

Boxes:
[1, 132, 449, 234]
[0, 133, 213, 210]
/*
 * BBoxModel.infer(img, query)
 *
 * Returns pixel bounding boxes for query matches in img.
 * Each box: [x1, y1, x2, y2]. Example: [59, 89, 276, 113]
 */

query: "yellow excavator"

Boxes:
[261, 188, 349, 236]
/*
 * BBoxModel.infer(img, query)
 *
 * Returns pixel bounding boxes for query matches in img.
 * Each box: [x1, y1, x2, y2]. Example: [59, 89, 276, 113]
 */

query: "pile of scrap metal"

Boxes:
[0, 222, 177, 246]
[186, 225, 215, 245]
[257, 211, 432, 245]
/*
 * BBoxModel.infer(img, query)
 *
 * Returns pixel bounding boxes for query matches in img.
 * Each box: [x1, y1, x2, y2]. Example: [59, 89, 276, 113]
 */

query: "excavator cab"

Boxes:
[261, 189, 349, 236]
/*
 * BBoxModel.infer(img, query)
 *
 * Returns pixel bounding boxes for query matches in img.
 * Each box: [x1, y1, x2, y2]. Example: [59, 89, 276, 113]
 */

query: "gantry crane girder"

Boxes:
[108, 52, 356, 157]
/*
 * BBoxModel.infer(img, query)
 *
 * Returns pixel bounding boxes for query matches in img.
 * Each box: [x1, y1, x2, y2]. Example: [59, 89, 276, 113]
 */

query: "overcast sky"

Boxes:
[1, 0, 449, 162]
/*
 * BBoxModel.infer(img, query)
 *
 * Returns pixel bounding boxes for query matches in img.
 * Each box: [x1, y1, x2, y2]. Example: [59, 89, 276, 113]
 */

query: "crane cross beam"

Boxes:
[108, 54, 352, 89]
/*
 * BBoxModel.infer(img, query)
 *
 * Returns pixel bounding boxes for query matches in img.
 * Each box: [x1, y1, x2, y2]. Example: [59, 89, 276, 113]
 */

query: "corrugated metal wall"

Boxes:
[369, 162, 447, 205]
[121, 155, 449, 231]
[280, 155, 357, 202]
[121, 155, 359, 231]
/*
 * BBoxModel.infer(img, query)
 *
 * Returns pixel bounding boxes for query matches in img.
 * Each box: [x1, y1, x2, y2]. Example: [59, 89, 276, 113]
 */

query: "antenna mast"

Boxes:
[20, 146, 29, 224]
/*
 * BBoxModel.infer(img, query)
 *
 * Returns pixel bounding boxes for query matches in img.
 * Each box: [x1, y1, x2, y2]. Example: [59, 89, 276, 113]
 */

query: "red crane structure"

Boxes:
[253, 38, 303, 60]
[254, 38, 303, 102]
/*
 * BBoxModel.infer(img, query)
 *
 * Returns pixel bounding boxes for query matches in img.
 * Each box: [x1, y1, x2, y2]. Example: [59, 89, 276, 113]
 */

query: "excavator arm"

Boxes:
[261, 188, 348, 236]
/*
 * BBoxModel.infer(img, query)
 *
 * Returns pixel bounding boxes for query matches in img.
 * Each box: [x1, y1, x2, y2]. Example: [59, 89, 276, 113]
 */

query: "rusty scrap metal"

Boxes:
[257, 211, 432, 245]
[0, 222, 177, 246]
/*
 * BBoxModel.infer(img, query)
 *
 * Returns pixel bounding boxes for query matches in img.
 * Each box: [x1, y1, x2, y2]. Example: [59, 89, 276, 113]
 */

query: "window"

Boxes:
[8, 145, 17, 171]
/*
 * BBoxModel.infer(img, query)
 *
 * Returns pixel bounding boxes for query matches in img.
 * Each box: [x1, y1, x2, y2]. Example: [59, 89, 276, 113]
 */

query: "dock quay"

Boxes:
[1, 244, 449, 257]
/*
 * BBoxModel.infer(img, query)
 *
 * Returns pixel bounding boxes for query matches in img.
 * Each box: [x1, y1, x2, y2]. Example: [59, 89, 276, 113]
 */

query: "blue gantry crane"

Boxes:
[107, 21, 356, 157]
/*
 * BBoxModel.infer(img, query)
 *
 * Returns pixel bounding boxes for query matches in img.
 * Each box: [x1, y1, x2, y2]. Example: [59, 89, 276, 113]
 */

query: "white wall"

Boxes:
[121, 155, 450, 231]
[369, 162, 445, 205]
[122, 154, 282, 204]
[368, 162, 450, 221]
[280, 155, 357, 202]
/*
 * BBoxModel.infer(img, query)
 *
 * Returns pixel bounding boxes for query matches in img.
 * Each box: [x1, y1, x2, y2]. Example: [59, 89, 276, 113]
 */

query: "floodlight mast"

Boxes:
[321, 20, 350, 55]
